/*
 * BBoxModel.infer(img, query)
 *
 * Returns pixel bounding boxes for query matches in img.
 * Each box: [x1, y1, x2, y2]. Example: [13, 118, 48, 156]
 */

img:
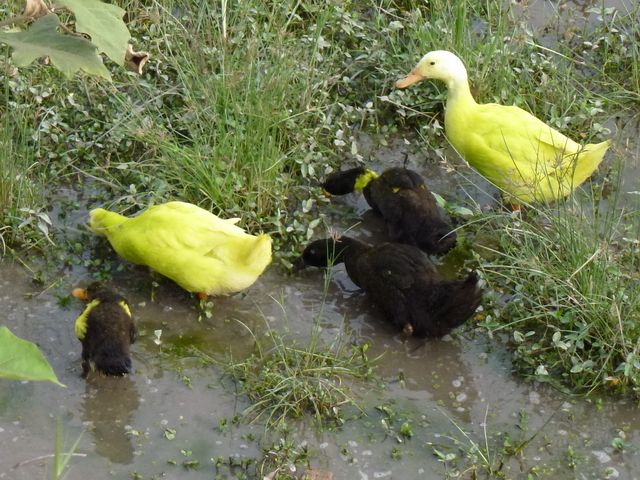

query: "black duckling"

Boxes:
[294, 236, 483, 338]
[322, 166, 457, 255]
[73, 282, 137, 377]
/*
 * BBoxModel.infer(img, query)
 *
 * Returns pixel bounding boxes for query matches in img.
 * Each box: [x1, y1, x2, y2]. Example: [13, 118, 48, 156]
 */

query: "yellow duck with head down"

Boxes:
[89, 201, 272, 296]
[396, 50, 610, 205]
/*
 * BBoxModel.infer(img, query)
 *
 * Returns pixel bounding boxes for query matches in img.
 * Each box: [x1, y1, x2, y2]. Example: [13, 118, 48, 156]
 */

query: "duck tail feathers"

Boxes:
[245, 233, 273, 268]
[576, 139, 611, 180]
[413, 273, 483, 338]
[93, 340, 133, 376]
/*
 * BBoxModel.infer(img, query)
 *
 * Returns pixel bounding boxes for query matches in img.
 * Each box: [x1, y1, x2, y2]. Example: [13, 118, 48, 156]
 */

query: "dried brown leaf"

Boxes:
[23, 0, 51, 18]
[124, 44, 149, 75]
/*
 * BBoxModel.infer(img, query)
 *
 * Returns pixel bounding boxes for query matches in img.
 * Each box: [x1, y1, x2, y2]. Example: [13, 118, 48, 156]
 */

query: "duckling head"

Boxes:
[322, 167, 378, 196]
[292, 238, 348, 272]
[396, 50, 467, 89]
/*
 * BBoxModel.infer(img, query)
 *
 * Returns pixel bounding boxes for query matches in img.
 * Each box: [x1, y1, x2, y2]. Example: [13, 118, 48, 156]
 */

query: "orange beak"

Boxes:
[395, 68, 425, 89]
[72, 288, 88, 300]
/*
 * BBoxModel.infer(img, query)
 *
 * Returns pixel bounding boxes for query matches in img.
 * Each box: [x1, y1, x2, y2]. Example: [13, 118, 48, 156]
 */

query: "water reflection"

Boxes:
[80, 375, 140, 464]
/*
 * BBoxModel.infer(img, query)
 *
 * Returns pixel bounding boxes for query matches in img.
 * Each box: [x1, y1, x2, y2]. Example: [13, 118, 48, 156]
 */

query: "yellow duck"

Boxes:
[396, 50, 611, 205]
[89, 201, 272, 296]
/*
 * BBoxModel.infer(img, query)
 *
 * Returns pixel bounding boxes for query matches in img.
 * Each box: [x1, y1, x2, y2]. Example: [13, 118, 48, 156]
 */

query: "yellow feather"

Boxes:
[396, 50, 610, 204]
[354, 170, 379, 191]
[118, 301, 132, 318]
[89, 202, 272, 295]
[75, 299, 100, 339]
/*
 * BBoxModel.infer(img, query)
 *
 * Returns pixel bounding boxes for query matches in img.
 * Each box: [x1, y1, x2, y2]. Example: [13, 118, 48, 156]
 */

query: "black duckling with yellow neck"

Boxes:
[73, 282, 138, 377]
[322, 166, 457, 255]
[294, 236, 483, 338]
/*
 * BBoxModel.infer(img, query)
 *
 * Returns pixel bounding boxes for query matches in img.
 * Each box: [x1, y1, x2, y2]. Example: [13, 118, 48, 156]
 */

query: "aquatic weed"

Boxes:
[478, 188, 640, 396]
[225, 319, 376, 427]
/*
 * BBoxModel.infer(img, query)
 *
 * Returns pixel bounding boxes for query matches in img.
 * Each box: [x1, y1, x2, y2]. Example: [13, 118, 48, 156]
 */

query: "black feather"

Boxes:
[295, 237, 483, 338]
[322, 167, 457, 254]
[76, 282, 137, 377]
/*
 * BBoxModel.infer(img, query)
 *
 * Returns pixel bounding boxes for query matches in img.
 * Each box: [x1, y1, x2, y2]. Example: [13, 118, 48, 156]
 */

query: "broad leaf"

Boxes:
[0, 14, 111, 80]
[57, 0, 130, 65]
[0, 326, 65, 387]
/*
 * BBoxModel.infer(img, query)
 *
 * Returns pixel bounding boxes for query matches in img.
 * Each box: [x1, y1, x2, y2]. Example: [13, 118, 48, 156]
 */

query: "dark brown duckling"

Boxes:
[294, 236, 482, 338]
[73, 282, 137, 377]
[322, 166, 457, 255]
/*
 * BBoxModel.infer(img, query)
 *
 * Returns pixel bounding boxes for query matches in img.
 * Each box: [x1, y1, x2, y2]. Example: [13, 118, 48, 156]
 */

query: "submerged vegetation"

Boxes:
[225, 319, 375, 427]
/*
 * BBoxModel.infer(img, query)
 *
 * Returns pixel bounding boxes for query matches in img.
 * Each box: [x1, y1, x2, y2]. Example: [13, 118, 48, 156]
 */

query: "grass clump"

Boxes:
[226, 321, 375, 427]
[479, 195, 640, 395]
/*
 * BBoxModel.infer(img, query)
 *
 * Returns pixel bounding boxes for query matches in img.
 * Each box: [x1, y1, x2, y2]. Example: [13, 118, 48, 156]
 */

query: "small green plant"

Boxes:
[478, 192, 640, 395]
[375, 402, 415, 443]
[225, 318, 376, 427]
[259, 424, 310, 480]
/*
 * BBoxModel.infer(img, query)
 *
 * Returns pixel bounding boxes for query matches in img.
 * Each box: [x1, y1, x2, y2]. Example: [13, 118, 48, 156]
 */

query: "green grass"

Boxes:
[224, 316, 375, 427]
[477, 180, 640, 394]
[0, 82, 43, 252]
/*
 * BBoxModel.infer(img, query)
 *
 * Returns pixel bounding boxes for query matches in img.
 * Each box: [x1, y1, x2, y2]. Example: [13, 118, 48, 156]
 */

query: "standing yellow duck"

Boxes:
[396, 50, 611, 205]
[89, 201, 272, 296]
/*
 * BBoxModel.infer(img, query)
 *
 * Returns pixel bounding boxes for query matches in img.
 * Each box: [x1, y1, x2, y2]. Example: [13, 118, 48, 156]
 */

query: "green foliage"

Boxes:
[57, 0, 129, 65]
[0, 105, 41, 250]
[52, 418, 83, 480]
[258, 425, 310, 480]
[225, 321, 375, 427]
[478, 194, 640, 395]
[0, 0, 132, 80]
[0, 14, 111, 79]
[0, 326, 65, 386]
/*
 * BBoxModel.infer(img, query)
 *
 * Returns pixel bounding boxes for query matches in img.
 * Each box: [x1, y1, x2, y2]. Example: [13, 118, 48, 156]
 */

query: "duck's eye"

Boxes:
[430, 61, 435, 65]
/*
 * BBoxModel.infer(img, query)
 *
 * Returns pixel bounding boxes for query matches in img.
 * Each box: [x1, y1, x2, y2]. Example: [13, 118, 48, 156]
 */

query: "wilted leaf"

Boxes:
[57, 0, 130, 65]
[23, 0, 51, 18]
[124, 44, 149, 74]
[0, 14, 111, 80]
[0, 326, 65, 386]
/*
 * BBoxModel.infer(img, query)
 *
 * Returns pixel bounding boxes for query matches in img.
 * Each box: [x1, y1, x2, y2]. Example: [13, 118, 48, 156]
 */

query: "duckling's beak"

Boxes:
[321, 188, 333, 198]
[396, 68, 425, 89]
[72, 288, 88, 300]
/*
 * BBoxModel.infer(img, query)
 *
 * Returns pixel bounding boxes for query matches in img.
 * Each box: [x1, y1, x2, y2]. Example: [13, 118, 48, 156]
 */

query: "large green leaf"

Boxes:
[0, 14, 111, 80]
[57, 0, 130, 65]
[0, 327, 65, 387]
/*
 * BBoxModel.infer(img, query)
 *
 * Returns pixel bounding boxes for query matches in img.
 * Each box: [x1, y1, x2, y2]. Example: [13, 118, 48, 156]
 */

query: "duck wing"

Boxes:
[353, 244, 437, 331]
[116, 202, 248, 260]
[408, 272, 483, 338]
[458, 104, 583, 178]
[355, 243, 437, 290]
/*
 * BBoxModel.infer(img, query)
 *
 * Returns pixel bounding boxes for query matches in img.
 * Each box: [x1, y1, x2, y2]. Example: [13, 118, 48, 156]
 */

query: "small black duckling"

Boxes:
[73, 282, 138, 377]
[322, 166, 457, 255]
[294, 236, 483, 338]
